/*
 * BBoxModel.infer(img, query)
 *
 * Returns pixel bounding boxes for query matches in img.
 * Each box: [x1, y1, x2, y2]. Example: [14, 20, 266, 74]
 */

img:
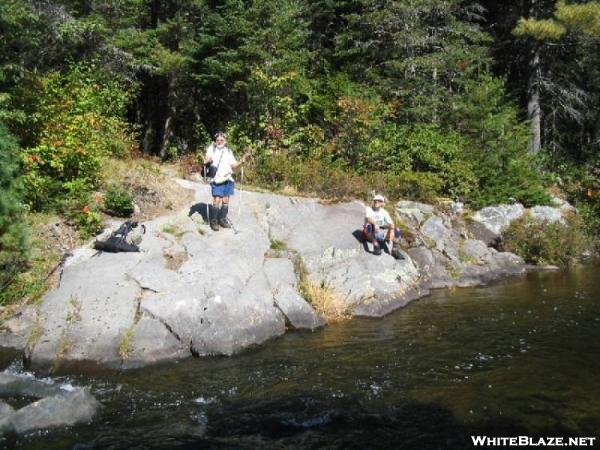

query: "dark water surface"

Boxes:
[4, 265, 600, 449]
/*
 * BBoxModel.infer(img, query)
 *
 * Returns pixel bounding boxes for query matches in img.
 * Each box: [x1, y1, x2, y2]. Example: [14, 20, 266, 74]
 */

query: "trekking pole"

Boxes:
[238, 165, 244, 223]
[203, 164, 210, 224]
[226, 217, 239, 234]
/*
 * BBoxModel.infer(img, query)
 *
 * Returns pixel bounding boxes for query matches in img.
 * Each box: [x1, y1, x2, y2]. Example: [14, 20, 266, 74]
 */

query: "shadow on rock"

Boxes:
[352, 229, 371, 254]
[188, 202, 210, 223]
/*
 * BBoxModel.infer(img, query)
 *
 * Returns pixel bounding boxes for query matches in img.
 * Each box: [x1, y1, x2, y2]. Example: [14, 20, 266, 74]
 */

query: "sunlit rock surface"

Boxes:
[1, 181, 531, 370]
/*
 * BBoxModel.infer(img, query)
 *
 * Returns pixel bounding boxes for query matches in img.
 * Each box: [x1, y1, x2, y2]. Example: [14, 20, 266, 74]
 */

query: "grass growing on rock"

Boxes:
[162, 224, 186, 240]
[119, 327, 135, 360]
[270, 238, 286, 250]
[25, 318, 43, 355]
[299, 280, 349, 323]
[292, 254, 349, 323]
[53, 329, 72, 371]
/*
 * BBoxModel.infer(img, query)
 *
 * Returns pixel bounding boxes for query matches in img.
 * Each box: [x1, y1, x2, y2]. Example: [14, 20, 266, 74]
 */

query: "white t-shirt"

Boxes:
[365, 206, 393, 227]
[205, 144, 237, 182]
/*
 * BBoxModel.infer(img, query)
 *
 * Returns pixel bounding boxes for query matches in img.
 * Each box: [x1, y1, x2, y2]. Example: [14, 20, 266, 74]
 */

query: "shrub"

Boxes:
[395, 124, 478, 199]
[20, 62, 134, 212]
[0, 123, 29, 292]
[103, 184, 134, 217]
[70, 206, 104, 239]
[503, 213, 587, 266]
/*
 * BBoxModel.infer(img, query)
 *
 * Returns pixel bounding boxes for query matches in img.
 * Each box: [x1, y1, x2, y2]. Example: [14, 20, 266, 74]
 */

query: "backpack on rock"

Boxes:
[94, 221, 146, 253]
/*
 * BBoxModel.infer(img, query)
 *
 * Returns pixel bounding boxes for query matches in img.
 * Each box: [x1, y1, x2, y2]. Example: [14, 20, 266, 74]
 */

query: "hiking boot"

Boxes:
[209, 205, 220, 231]
[218, 205, 231, 228]
[373, 243, 382, 256]
[391, 244, 404, 260]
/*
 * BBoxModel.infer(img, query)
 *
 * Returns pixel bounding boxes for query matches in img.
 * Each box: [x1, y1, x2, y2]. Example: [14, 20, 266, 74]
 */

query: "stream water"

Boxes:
[3, 265, 600, 449]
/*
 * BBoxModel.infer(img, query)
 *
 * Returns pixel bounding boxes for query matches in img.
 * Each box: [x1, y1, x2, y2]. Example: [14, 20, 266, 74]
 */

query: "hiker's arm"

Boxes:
[231, 152, 250, 170]
[365, 215, 379, 230]
[203, 146, 213, 164]
[379, 211, 394, 229]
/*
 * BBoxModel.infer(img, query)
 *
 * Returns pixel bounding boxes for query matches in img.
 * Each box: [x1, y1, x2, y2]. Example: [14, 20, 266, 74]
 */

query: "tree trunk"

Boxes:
[527, 45, 542, 154]
[159, 74, 177, 160]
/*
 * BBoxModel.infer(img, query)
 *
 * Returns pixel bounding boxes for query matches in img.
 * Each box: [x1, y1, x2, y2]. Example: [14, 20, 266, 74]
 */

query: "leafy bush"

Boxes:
[503, 213, 587, 266]
[395, 124, 477, 199]
[20, 62, 134, 211]
[0, 123, 29, 291]
[70, 205, 103, 239]
[103, 184, 134, 217]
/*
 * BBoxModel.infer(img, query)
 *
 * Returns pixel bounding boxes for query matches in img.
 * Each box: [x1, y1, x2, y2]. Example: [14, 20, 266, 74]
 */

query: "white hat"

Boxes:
[373, 194, 385, 202]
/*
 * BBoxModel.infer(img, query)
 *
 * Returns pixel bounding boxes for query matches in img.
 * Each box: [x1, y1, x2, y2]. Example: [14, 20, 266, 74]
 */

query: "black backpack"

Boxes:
[94, 221, 145, 253]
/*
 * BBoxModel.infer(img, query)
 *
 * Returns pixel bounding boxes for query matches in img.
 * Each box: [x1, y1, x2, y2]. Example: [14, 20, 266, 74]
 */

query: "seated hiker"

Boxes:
[203, 131, 242, 231]
[363, 194, 403, 259]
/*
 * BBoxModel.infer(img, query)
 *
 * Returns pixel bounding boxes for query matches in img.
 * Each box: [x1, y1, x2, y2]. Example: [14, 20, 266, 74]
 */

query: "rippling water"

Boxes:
[4, 265, 600, 449]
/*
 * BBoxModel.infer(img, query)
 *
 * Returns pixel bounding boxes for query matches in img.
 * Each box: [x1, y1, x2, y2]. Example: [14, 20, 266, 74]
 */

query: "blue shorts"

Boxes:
[211, 180, 235, 197]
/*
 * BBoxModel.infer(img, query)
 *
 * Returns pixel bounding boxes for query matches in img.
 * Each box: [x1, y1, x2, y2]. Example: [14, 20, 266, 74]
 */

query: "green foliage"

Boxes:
[0, 123, 29, 291]
[453, 75, 552, 208]
[70, 206, 103, 240]
[514, 18, 567, 40]
[503, 213, 588, 266]
[0, 214, 59, 307]
[103, 184, 134, 217]
[394, 125, 477, 199]
[20, 62, 133, 211]
[514, 1, 600, 40]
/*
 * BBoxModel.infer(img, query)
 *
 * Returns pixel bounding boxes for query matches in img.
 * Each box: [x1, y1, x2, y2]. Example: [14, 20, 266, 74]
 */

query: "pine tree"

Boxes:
[0, 123, 28, 293]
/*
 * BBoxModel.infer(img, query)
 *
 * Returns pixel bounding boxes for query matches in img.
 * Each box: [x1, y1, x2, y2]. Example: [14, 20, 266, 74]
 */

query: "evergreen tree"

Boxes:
[0, 123, 28, 293]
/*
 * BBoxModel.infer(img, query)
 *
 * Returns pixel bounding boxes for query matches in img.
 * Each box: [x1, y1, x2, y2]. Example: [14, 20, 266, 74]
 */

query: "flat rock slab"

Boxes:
[28, 253, 141, 369]
[4, 181, 528, 370]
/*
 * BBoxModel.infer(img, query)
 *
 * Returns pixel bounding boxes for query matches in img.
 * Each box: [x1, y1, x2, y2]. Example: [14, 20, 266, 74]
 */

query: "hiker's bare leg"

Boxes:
[385, 225, 394, 243]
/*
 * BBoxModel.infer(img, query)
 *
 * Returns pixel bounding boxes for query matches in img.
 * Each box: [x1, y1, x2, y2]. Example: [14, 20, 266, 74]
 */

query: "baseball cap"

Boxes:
[373, 194, 385, 202]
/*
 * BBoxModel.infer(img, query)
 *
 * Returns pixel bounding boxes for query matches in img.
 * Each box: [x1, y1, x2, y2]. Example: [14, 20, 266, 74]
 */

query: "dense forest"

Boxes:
[1, 0, 599, 299]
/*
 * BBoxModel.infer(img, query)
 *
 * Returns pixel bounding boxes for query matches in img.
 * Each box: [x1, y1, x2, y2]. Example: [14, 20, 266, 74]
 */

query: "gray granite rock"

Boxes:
[6, 389, 98, 433]
[27, 252, 141, 369]
[529, 206, 565, 224]
[460, 239, 491, 263]
[1, 180, 530, 370]
[0, 372, 58, 398]
[472, 204, 525, 235]
[396, 200, 434, 225]
[0, 307, 38, 351]
[0, 372, 99, 434]
[467, 219, 501, 246]
[421, 216, 461, 261]
[263, 258, 325, 330]
[122, 315, 191, 369]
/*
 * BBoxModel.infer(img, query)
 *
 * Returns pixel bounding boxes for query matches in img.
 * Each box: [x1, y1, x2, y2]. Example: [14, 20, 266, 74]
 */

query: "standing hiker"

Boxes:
[204, 132, 241, 231]
[363, 194, 404, 259]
